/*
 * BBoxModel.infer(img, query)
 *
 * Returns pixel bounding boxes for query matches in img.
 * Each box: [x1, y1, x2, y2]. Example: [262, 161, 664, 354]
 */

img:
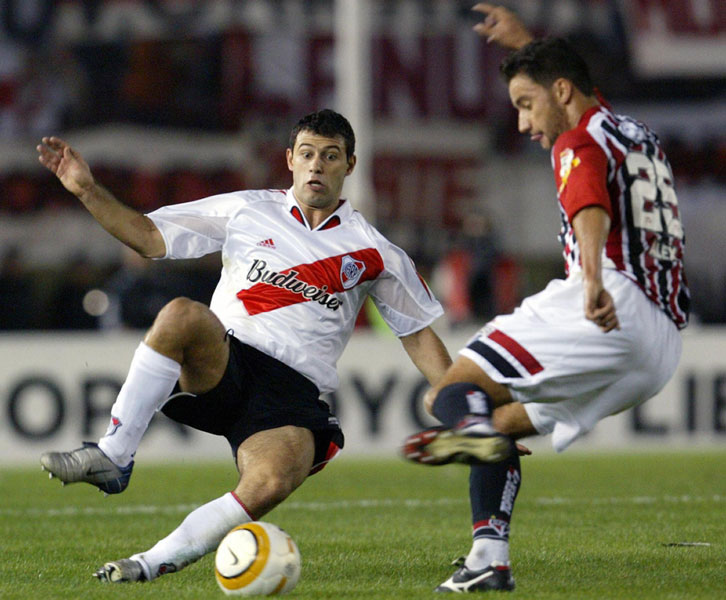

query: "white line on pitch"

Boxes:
[0, 494, 723, 518]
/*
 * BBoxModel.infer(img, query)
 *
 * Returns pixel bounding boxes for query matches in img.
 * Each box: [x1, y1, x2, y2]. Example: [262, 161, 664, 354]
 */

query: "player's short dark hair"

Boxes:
[289, 109, 356, 159]
[500, 37, 594, 96]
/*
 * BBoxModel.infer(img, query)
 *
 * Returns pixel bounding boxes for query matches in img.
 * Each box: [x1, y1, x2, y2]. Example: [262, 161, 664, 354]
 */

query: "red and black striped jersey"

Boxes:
[553, 105, 689, 329]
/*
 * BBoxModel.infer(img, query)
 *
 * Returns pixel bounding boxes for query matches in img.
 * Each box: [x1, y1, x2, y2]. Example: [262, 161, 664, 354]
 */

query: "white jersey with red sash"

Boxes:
[553, 105, 689, 329]
[147, 188, 442, 393]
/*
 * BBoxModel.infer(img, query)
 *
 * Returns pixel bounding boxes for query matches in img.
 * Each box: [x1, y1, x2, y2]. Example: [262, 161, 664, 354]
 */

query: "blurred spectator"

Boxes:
[0, 40, 24, 136]
[119, 40, 176, 125]
[463, 211, 501, 322]
[0, 41, 86, 138]
[48, 253, 100, 330]
[432, 209, 525, 328]
[100, 247, 172, 331]
[432, 211, 507, 327]
[101, 247, 219, 331]
[0, 245, 37, 329]
[432, 241, 473, 327]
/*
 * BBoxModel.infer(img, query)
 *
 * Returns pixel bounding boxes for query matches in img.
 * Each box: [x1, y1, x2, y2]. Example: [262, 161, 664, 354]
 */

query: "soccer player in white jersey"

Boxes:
[37, 109, 452, 583]
[403, 5, 689, 593]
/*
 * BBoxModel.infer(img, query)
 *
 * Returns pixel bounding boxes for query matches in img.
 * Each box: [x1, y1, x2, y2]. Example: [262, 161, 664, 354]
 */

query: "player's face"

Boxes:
[287, 131, 355, 212]
[508, 73, 569, 150]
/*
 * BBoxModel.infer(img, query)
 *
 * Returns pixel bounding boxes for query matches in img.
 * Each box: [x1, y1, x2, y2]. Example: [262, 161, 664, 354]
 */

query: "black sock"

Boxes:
[431, 383, 493, 427]
[469, 452, 521, 543]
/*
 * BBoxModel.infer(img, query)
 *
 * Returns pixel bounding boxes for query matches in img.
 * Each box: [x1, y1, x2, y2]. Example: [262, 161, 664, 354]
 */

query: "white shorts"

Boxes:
[459, 269, 682, 452]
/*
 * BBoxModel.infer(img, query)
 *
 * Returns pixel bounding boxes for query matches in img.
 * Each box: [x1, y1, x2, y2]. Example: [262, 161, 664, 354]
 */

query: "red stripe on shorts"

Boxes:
[487, 328, 544, 375]
[309, 440, 342, 475]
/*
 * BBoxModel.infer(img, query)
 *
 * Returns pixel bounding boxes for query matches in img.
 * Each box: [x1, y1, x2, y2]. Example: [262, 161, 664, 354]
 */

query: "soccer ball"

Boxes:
[215, 521, 301, 596]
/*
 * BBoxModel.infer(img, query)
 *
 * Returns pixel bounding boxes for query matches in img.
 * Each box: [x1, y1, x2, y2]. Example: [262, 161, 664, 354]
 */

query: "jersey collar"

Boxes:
[285, 187, 351, 231]
[578, 105, 604, 127]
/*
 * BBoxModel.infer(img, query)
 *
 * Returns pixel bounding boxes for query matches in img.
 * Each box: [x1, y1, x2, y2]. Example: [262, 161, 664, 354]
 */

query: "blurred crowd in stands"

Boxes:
[0, 243, 220, 331]
[0, 0, 724, 330]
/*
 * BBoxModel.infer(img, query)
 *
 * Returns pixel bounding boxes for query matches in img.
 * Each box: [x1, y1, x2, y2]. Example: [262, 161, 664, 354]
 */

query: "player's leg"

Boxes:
[432, 403, 530, 592]
[434, 449, 521, 593]
[94, 334, 341, 583]
[40, 297, 229, 494]
[403, 357, 535, 592]
[403, 356, 535, 465]
[232, 425, 316, 516]
[426, 354, 515, 412]
[104, 426, 315, 582]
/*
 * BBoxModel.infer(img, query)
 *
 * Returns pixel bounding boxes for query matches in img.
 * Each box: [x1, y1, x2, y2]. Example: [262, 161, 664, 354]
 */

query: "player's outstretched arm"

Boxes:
[400, 326, 453, 386]
[472, 3, 534, 50]
[37, 136, 166, 258]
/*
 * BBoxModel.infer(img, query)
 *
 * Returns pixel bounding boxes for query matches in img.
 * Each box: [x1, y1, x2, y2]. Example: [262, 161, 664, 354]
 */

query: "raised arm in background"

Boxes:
[472, 3, 534, 49]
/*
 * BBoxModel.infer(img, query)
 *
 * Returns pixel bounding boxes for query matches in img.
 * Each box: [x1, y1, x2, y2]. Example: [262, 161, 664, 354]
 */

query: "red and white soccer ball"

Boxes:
[215, 522, 301, 596]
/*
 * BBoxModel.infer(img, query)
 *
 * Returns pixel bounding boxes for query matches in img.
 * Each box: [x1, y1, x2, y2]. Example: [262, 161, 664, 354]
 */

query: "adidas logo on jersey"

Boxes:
[257, 238, 276, 248]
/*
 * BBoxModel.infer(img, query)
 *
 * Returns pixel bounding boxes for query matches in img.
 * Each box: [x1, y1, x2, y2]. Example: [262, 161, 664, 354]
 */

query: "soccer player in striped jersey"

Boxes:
[403, 4, 689, 593]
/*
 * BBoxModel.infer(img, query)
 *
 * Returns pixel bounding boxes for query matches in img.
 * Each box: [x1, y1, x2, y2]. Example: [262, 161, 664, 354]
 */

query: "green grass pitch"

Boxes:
[1, 450, 724, 599]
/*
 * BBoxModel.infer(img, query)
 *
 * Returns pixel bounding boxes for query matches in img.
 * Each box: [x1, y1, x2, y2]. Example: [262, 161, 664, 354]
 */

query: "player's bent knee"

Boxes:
[157, 297, 205, 323]
[154, 297, 221, 336]
[144, 298, 226, 362]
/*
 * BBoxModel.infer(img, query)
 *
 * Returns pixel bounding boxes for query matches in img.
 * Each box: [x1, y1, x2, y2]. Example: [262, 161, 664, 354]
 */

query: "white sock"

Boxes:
[132, 492, 253, 580]
[98, 342, 181, 467]
[465, 538, 510, 570]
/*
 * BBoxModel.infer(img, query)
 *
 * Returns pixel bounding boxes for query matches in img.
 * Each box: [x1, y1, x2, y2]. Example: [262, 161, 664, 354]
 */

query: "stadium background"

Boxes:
[0, 0, 724, 462]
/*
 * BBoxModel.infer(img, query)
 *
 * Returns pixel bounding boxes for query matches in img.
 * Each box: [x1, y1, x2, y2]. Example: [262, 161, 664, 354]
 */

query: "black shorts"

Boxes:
[161, 336, 344, 475]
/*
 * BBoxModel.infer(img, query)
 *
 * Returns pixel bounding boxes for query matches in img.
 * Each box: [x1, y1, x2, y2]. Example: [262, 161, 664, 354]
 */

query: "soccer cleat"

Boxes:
[94, 559, 147, 583]
[402, 424, 512, 465]
[40, 441, 133, 494]
[435, 561, 515, 593]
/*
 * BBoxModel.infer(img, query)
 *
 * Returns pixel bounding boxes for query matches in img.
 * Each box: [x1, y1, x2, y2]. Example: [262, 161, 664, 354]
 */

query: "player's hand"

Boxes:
[583, 279, 620, 333]
[515, 442, 532, 456]
[472, 3, 534, 50]
[37, 136, 95, 199]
